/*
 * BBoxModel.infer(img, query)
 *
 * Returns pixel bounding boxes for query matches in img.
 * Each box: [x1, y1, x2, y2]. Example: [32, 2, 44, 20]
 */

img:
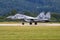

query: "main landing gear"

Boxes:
[22, 22, 37, 25]
[29, 22, 37, 25]
[29, 22, 32, 25]
[34, 22, 37, 25]
[22, 22, 24, 25]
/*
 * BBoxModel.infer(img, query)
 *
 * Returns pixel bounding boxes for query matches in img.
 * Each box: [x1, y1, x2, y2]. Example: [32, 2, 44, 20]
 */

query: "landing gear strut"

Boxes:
[22, 22, 24, 25]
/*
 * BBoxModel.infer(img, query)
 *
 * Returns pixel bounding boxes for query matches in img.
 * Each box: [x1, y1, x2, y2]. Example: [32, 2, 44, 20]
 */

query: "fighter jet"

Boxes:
[7, 12, 51, 25]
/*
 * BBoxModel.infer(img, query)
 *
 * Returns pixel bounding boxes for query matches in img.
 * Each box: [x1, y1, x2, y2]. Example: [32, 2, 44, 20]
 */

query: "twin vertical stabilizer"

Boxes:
[37, 12, 45, 19]
[45, 12, 51, 20]
[37, 12, 51, 21]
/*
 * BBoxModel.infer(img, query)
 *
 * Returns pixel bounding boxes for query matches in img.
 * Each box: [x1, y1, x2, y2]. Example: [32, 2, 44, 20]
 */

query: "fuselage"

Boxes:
[6, 12, 51, 22]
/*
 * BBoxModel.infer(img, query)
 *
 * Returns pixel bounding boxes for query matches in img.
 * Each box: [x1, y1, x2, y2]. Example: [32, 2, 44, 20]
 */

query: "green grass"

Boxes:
[0, 26, 60, 40]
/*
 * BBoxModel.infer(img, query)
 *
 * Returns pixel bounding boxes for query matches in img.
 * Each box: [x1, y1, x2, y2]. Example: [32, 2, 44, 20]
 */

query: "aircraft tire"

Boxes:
[34, 22, 37, 25]
[22, 22, 24, 25]
[29, 22, 32, 25]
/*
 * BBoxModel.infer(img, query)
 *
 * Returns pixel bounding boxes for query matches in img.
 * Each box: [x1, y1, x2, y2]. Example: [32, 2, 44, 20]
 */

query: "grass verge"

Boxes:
[0, 26, 60, 40]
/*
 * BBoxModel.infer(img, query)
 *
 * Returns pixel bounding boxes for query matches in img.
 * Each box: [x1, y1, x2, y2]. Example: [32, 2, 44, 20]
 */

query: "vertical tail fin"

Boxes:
[45, 12, 51, 20]
[37, 12, 45, 19]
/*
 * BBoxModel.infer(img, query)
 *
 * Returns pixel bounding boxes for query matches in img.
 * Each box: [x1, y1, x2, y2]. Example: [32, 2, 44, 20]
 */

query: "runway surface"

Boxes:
[0, 23, 60, 26]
